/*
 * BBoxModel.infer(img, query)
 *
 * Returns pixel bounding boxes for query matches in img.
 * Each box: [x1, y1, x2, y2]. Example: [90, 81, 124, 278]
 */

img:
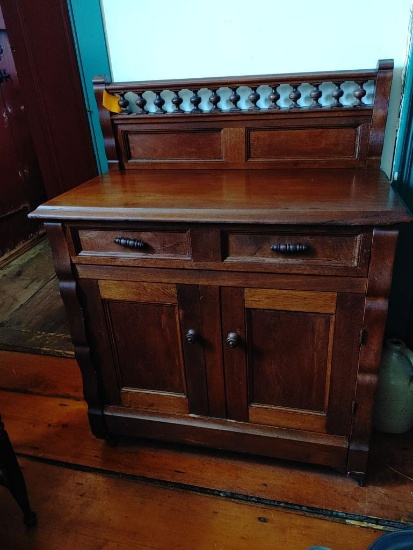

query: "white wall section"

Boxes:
[100, 0, 413, 175]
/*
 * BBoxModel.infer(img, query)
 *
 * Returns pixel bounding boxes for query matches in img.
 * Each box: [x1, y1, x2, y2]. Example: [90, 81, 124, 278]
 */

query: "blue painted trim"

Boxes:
[66, 0, 111, 174]
[393, 26, 413, 211]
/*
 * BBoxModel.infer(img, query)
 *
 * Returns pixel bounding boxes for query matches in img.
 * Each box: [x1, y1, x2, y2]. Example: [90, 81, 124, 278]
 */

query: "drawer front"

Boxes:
[73, 229, 192, 260]
[223, 230, 371, 274]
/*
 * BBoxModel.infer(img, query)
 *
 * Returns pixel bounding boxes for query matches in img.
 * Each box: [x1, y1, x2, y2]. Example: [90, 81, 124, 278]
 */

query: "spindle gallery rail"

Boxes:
[93, 60, 393, 170]
[97, 64, 389, 116]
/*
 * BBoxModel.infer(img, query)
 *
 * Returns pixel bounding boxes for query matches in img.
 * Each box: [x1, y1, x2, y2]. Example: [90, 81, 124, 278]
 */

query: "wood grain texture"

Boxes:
[0, 22, 44, 254]
[116, 114, 372, 170]
[121, 388, 189, 414]
[104, 300, 185, 394]
[221, 286, 249, 422]
[0, 351, 82, 399]
[76, 264, 368, 293]
[198, 285, 227, 418]
[247, 308, 332, 412]
[1, 375, 412, 526]
[326, 293, 366, 436]
[0, 458, 383, 550]
[245, 288, 337, 313]
[1, 0, 97, 199]
[76, 228, 191, 259]
[249, 404, 327, 432]
[0, 239, 56, 323]
[224, 228, 370, 275]
[0, 238, 72, 357]
[367, 60, 394, 166]
[99, 280, 178, 303]
[45, 223, 105, 437]
[30, 169, 410, 225]
[67, 223, 374, 278]
[176, 284, 209, 416]
[104, 407, 349, 468]
[348, 229, 400, 474]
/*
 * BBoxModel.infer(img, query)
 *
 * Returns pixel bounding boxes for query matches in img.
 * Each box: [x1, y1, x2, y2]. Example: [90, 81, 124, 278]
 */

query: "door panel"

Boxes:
[106, 300, 186, 394]
[248, 309, 332, 412]
[222, 287, 362, 435]
[81, 280, 209, 417]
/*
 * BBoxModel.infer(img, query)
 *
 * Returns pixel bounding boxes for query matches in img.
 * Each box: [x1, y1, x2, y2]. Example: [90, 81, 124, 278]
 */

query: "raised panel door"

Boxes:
[78, 279, 209, 417]
[221, 287, 364, 435]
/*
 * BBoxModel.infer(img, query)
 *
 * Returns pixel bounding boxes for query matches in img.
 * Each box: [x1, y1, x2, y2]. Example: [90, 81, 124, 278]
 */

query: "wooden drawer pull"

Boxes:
[114, 237, 146, 249]
[271, 243, 309, 254]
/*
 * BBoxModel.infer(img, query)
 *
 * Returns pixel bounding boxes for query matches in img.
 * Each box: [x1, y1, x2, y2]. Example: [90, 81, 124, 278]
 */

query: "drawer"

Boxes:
[223, 229, 371, 274]
[72, 228, 192, 261]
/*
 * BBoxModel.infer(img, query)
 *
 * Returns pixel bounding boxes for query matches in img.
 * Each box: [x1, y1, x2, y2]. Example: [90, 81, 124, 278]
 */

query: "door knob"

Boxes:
[185, 329, 199, 344]
[226, 332, 240, 348]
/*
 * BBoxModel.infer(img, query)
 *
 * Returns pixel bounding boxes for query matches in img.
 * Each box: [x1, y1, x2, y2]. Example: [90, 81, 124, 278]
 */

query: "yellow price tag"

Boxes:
[102, 89, 122, 113]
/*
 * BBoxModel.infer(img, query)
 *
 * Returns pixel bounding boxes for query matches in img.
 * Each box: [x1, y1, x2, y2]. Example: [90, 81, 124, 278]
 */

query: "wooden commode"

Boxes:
[30, 60, 411, 483]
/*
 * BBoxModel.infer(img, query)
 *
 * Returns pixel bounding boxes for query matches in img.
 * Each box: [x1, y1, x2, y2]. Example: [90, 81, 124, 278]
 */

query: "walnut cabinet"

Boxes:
[30, 61, 412, 482]
[40, 207, 406, 483]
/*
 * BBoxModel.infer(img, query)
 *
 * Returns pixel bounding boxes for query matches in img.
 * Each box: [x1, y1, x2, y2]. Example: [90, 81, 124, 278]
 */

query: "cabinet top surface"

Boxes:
[31, 169, 411, 226]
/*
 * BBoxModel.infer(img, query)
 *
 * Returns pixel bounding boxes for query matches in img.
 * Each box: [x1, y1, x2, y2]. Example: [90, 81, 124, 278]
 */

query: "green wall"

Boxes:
[67, 0, 111, 174]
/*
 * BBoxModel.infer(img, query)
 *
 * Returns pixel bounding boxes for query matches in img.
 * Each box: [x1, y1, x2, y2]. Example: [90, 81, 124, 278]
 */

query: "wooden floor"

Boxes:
[0, 238, 73, 358]
[0, 242, 413, 549]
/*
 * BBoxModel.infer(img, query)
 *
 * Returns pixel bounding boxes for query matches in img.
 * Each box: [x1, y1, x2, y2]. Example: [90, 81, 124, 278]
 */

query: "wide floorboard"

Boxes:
[1, 351, 412, 549]
[2, 458, 382, 550]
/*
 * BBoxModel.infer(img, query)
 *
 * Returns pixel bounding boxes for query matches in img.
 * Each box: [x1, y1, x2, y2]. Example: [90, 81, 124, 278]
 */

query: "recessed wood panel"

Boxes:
[75, 229, 191, 260]
[126, 130, 224, 162]
[121, 388, 189, 414]
[99, 280, 177, 303]
[224, 230, 368, 274]
[249, 404, 327, 432]
[247, 127, 358, 160]
[105, 300, 186, 395]
[245, 288, 337, 314]
[248, 309, 332, 412]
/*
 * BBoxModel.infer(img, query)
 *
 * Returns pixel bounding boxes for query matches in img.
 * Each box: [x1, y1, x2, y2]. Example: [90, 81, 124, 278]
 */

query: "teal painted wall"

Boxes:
[67, 0, 111, 174]
[393, 31, 413, 212]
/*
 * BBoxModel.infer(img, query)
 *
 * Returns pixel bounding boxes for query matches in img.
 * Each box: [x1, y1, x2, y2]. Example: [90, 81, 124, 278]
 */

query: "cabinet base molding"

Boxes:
[102, 408, 349, 469]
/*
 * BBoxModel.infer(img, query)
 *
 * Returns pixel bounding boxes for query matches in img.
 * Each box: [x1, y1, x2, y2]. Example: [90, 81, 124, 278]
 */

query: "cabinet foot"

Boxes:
[347, 471, 366, 486]
[88, 408, 108, 440]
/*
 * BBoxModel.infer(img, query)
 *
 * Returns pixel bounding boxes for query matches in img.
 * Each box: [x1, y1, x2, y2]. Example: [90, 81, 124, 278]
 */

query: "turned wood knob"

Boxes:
[271, 243, 309, 254]
[226, 332, 240, 348]
[185, 329, 199, 344]
[114, 237, 146, 249]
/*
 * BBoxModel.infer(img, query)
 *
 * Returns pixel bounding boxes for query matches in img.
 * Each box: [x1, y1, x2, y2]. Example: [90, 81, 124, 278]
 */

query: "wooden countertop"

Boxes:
[30, 169, 412, 225]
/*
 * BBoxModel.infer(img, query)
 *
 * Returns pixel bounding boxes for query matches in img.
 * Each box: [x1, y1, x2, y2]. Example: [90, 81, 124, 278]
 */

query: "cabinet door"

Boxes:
[221, 287, 364, 436]
[80, 280, 209, 417]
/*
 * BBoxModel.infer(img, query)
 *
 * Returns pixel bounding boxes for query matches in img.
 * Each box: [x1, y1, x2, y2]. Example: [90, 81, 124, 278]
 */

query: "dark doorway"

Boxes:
[0, 6, 46, 256]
